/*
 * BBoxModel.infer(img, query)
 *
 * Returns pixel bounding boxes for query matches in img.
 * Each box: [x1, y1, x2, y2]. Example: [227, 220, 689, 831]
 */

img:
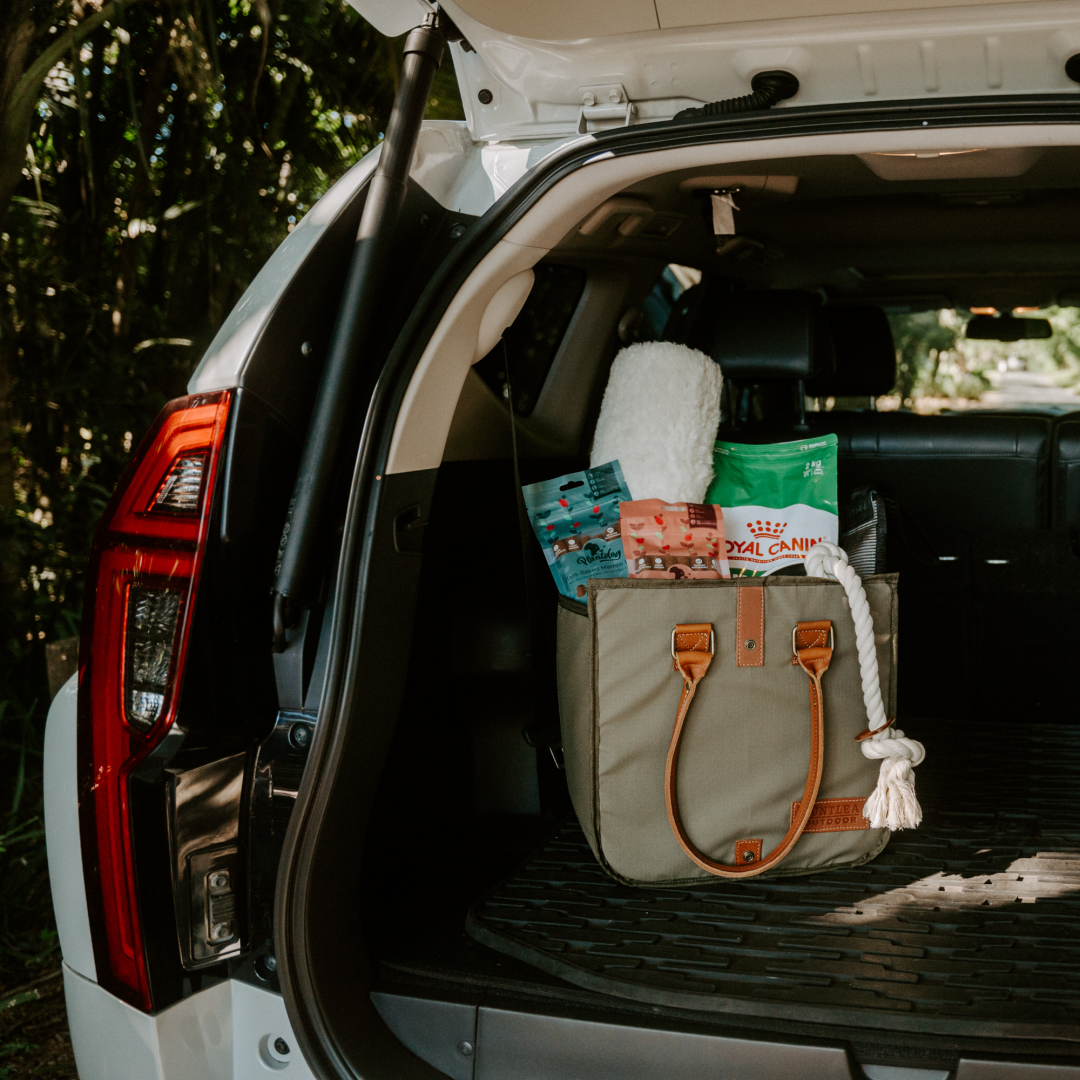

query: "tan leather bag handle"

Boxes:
[665, 621, 832, 878]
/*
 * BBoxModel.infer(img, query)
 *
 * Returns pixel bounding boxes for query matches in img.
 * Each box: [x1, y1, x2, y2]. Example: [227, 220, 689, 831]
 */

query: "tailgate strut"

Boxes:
[271, 13, 445, 648]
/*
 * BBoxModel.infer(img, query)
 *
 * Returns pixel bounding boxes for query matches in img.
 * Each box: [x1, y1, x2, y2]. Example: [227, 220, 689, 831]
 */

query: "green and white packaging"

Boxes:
[703, 435, 839, 576]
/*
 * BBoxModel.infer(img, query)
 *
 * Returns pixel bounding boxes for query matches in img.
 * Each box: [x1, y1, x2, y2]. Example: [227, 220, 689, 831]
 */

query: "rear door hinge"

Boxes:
[578, 84, 636, 134]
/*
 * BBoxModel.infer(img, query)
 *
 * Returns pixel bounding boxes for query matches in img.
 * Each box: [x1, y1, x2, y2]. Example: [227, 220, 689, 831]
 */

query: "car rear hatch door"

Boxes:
[349, 0, 1080, 141]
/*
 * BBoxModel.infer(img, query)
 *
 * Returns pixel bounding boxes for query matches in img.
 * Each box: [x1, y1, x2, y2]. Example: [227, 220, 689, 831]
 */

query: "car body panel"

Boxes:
[186, 122, 596, 418]
[343, 0, 432, 38]
[342, 0, 1080, 141]
[186, 124, 572, 412]
[44, 674, 96, 981]
[188, 146, 383, 400]
[64, 964, 315, 1080]
[448, 0, 1054, 38]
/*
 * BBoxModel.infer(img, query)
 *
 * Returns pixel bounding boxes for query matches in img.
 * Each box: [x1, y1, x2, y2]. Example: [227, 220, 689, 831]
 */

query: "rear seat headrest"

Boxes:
[709, 291, 835, 381]
[810, 307, 897, 398]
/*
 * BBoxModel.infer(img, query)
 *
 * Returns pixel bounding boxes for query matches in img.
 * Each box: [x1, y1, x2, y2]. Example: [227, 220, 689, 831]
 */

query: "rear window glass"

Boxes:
[474, 264, 586, 416]
[880, 307, 1080, 414]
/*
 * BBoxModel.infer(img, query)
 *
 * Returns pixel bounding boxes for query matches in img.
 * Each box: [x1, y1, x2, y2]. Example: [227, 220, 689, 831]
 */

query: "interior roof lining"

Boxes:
[503, 124, 1080, 250]
[550, 144, 1080, 306]
[389, 124, 1080, 476]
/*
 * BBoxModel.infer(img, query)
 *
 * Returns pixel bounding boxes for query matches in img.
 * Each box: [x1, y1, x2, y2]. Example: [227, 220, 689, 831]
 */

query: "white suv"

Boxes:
[45, 1, 1080, 1077]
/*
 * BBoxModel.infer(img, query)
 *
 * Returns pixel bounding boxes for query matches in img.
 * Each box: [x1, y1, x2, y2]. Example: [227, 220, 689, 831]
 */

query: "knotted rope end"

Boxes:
[804, 541, 926, 833]
[862, 753, 924, 831]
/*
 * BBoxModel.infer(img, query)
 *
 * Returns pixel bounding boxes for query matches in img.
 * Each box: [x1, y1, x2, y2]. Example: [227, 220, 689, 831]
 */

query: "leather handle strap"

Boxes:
[664, 620, 832, 878]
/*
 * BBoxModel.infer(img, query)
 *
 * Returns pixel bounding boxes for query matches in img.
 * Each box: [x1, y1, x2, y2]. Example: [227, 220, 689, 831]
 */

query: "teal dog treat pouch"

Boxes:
[523, 461, 631, 599]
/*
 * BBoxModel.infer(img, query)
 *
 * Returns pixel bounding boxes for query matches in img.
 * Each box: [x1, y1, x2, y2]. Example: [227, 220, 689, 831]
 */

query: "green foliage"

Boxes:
[0, 0, 462, 1037]
[2, 0, 463, 698]
[891, 310, 959, 404]
[0, 1041, 38, 1080]
[888, 309, 988, 404]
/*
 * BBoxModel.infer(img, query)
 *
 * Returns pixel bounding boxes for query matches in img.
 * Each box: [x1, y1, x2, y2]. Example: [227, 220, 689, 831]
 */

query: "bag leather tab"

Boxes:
[791, 620, 832, 664]
[735, 838, 763, 864]
[736, 585, 764, 667]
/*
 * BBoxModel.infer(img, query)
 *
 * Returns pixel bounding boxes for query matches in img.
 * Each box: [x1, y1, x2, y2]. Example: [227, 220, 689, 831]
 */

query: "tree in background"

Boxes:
[889, 310, 965, 406]
[2, 0, 462, 701]
[0, 0, 461, 1053]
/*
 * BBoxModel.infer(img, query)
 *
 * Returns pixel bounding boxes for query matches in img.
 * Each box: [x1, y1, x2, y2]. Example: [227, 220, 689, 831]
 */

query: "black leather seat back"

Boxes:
[811, 410, 1050, 532]
[1052, 419, 1080, 529]
[810, 410, 1053, 719]
[709, 290, 835, 382]
[810, 307, 897, 400]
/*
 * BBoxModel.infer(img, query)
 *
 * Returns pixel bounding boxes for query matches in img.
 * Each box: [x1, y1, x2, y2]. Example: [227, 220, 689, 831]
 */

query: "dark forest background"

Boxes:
[0, 2, 461, 1073]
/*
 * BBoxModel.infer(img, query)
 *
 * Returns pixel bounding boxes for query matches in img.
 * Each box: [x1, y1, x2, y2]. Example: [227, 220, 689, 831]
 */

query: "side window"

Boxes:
[641, 264, 703, 342]
[473, 264, 587, 416]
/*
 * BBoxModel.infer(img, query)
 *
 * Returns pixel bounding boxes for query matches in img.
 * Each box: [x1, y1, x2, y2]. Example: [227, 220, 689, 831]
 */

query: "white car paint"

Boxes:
[46, 673, 316, 1079]
[43, 673, 96, 981]
[188, 121, 589, 398]
[64, 965, 315, 1080]
[345, 0, 1080, 143]
[343, 0, 432, 38]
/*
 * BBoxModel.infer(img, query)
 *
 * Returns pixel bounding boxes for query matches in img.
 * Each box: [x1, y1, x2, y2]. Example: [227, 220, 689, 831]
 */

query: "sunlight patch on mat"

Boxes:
[805, 851, 1080, 927]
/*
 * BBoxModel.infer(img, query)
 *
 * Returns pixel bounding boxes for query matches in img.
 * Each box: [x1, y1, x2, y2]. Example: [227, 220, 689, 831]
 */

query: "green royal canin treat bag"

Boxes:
[704, 435, 839, 577]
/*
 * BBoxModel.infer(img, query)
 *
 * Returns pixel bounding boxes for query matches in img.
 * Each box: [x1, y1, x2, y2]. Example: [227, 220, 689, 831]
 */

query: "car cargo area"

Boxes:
[361, 468, 1080, 1072]
[466, 723, 1080, 1036]
[366, 715, 1080, 1068]
[358, 143, 1080, 1073]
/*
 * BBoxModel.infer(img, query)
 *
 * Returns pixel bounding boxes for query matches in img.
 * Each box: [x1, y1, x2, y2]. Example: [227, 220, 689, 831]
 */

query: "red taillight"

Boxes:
[78, 391, 231, 1010]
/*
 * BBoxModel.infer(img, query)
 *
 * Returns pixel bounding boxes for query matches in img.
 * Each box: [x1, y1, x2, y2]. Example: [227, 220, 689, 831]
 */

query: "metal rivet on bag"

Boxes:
[744, 639, 756, 650]
[743, 850, 755, 862]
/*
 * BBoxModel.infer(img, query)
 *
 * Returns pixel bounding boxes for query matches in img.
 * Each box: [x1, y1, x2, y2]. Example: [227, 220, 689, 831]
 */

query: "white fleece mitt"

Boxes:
[590, 341, 723, 503]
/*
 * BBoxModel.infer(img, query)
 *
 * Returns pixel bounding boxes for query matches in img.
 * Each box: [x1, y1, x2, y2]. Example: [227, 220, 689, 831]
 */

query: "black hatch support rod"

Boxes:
[271, 14, 445, 650]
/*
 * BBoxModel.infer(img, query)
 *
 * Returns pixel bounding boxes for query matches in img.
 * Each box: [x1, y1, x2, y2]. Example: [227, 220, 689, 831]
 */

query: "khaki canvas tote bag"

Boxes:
[556, 549, 915, 887]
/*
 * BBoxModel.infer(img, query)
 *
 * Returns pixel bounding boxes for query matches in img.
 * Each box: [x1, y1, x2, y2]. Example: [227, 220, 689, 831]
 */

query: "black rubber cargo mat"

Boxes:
[467, 720, 1080, 1041]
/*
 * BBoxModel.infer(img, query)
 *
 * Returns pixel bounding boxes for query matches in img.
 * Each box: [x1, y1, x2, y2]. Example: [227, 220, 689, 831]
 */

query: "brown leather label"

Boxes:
[736, 585, 764, 667]
[791, 797, 871, 832]
[735, 838, 763, 864]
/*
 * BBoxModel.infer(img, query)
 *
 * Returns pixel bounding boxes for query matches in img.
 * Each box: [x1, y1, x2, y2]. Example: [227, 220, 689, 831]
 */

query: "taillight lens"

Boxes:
[78, 391, 231, 1010]
[124, 585, 184, 730]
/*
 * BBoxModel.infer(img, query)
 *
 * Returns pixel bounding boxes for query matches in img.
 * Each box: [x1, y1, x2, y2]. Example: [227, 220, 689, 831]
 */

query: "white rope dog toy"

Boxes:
[805, 541, 925, 831]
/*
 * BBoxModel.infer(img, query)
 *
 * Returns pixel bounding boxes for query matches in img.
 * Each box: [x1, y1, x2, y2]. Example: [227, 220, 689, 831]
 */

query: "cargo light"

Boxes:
[78, 391, 231, 1010]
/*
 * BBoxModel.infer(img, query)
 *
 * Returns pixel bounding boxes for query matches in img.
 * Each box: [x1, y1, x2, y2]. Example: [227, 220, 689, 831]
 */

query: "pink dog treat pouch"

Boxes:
[619, 500, 730, 579]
